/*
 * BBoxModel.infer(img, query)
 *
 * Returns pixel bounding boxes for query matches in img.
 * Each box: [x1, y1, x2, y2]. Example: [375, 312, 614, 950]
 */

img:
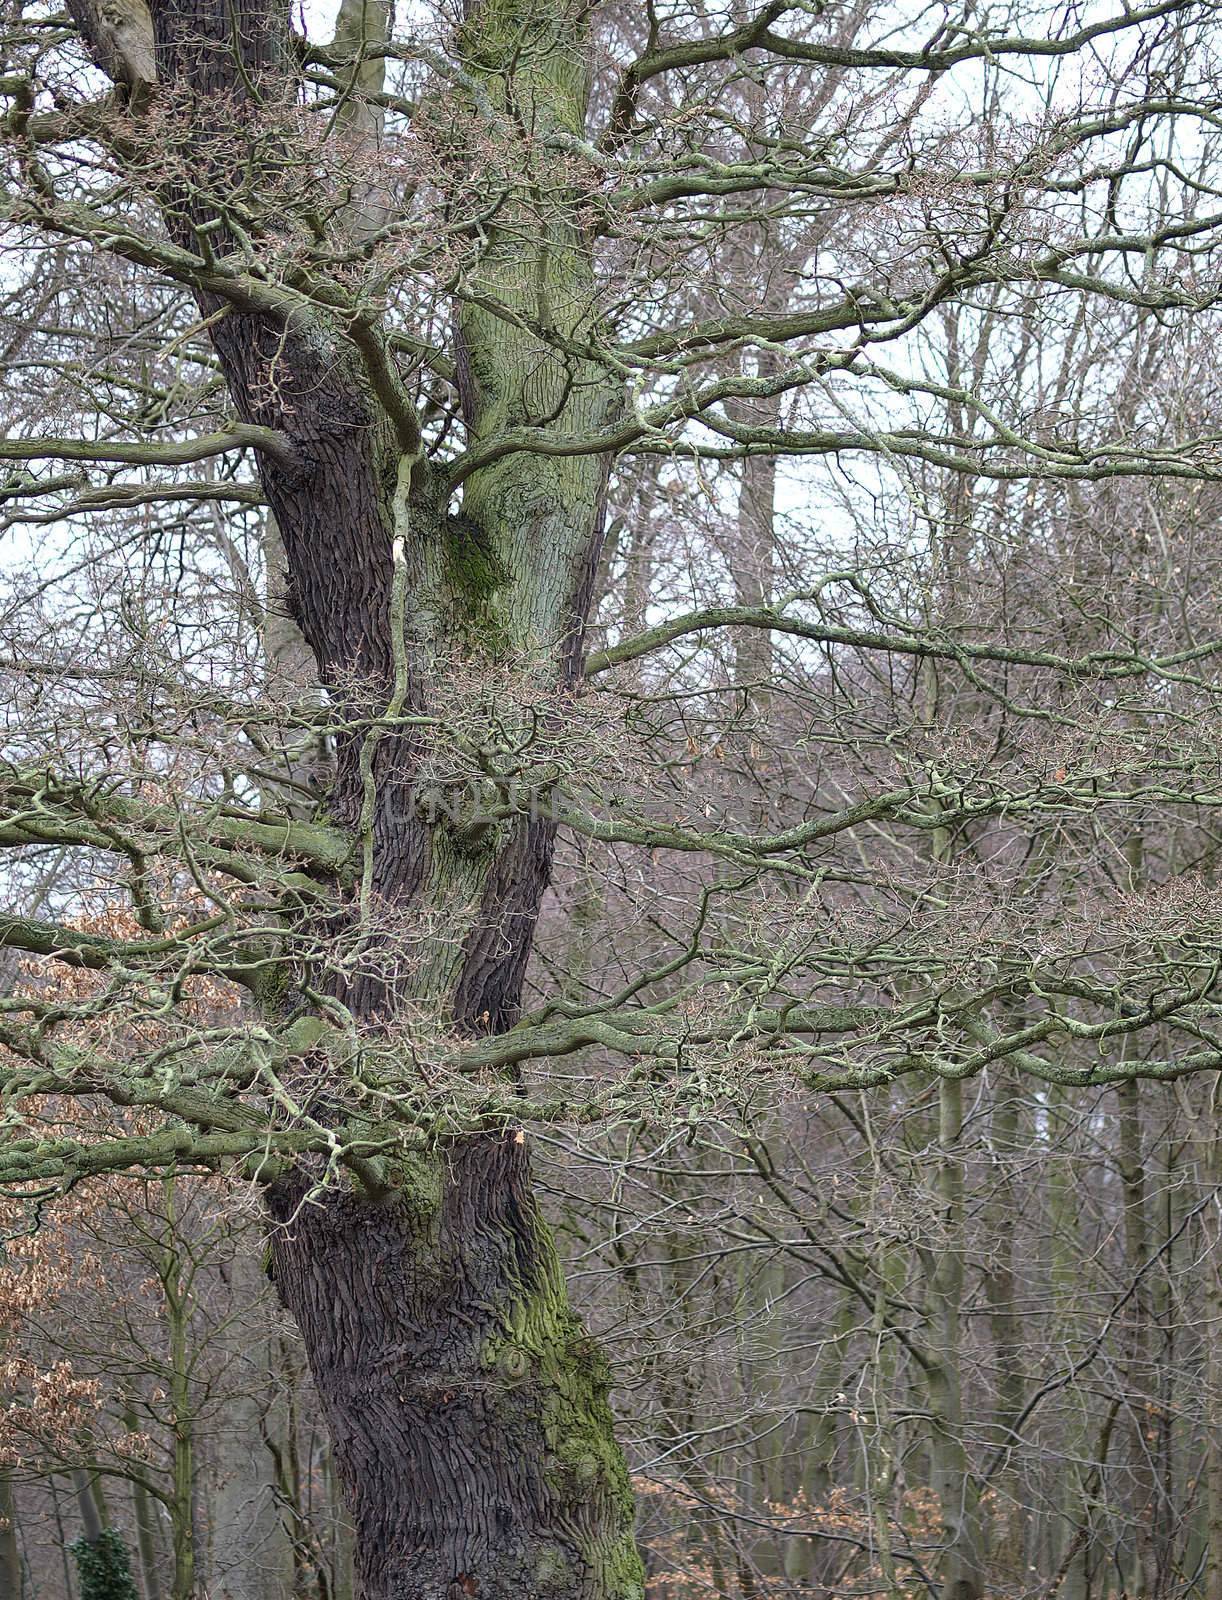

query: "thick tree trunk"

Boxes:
[130, 0, 644, 1588]
[267, 1136, 642, 1600]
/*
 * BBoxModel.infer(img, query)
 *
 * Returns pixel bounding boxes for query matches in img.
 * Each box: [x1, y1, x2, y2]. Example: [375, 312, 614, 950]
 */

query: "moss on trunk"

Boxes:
[268, 1135, 643, 1600]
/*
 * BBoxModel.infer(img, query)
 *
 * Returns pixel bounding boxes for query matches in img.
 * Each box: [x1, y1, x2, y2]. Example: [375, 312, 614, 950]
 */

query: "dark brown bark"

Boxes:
[267, 1137, 642, 1600]
[130, 5, 643, 1591]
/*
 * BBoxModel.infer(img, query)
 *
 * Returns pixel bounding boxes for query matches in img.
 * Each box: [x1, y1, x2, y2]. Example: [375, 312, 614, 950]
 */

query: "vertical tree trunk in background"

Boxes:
[1117, 1072, 1157, 1597]
[132, 1475, 164, 1600]
[726, 353, 786, 1600]
[782, 1291, 853, 1590]
[1116, 834, 1158, 1596]
[0, 1471, 21, 1600]
[984, 1069, 1027, 1578]
[158, 1190, 197, 1600]
[1047, 1085, 1088, 1600]
[730, 363, 778, 721]
[49, 1478, 77, 1599]
[924, 1077, 986, 1600]
[731, 1232, 787, 1593]
[863, 1247, 904, 1600]
[324, 1446, 357, 1600]
[124, 1401, 165, 1600]
[1152, 1133, 1178, 1591]
[72, 1468, 104, 1546]
[917, 645, 985, 1599]
[1203, 1083, 1222, 1600]
[209, 1247, 294, 1600]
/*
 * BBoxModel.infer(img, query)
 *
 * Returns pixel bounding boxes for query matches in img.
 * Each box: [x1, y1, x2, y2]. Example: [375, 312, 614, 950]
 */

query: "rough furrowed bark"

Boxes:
[124, 0, 645, 1589]
[267, 1136, 643, 1600]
